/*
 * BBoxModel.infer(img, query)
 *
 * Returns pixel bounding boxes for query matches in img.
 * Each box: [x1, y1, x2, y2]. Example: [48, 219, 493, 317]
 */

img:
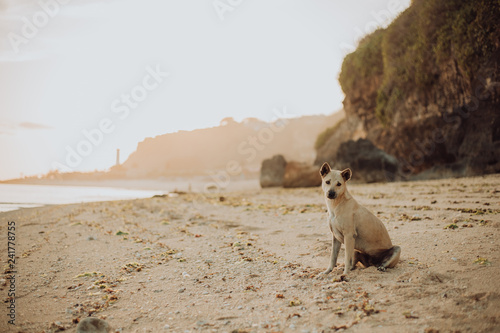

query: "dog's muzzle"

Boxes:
[327, 190, 337, 200]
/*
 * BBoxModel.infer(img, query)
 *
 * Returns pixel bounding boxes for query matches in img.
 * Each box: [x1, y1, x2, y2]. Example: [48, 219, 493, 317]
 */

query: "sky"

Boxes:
[0, 0, 411, 180]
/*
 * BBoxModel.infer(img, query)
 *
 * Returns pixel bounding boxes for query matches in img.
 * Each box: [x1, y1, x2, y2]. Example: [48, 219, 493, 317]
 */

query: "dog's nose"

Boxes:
[327, 190, 336, 199]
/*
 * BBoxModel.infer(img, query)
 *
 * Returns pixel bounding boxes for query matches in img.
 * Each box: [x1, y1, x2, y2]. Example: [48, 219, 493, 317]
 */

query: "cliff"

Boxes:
[118, 113, 343, 178]
[316, 0, 500, 178]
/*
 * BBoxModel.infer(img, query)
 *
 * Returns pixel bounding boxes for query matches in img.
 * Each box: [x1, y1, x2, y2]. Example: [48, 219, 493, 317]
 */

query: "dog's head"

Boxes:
[319, 162, 351, 200]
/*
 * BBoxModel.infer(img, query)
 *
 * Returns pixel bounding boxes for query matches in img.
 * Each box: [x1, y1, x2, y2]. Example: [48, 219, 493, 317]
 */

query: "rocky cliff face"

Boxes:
[316, 0, 500, 179]
[346, 58, 500, 177]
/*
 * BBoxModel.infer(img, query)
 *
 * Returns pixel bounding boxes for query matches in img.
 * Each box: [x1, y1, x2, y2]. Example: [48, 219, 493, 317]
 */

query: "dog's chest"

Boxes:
[328, 214, 344, 243]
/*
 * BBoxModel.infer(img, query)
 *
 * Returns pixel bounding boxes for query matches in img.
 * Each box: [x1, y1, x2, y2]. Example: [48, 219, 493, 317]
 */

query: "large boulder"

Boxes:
[260, 155, 287, 188]
[283, 161, 322, 188]
[333, 139, 398, 183]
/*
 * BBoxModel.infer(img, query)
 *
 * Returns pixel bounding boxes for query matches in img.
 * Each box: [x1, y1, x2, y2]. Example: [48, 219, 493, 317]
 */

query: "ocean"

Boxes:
[0, 184, 165, 212]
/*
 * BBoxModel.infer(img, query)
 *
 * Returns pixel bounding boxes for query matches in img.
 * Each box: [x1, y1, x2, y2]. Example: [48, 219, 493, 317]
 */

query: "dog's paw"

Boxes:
[315, 269, 332, 280]
[377, 266, 387, 272]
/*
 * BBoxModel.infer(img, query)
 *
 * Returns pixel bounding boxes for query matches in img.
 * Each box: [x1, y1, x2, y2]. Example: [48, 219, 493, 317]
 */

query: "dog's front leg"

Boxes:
[323, 235, 341, 274]
[343, 234, 355, 274]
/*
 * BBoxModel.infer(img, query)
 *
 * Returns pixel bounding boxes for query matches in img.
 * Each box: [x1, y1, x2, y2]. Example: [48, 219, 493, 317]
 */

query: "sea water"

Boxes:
[0, 184, 164, 212]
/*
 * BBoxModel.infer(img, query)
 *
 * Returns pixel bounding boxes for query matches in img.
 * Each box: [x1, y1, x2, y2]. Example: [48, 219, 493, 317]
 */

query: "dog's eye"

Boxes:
[336, 182, 341, 186]
[325, 180, 330, 185]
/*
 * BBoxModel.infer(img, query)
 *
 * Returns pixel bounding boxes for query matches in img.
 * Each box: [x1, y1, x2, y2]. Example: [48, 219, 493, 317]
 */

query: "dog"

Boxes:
[319, 162, 400, 275]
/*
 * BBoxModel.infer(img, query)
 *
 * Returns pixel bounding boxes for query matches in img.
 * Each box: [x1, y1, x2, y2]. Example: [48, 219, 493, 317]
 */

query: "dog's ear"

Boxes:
[341, 168, 352, 182]
[320, 162, 331, 178]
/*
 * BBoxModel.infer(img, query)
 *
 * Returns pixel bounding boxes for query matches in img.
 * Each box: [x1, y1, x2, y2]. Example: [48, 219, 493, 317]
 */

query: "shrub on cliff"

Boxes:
[338, 29, 384, 96]
[314, 119, 345, 150]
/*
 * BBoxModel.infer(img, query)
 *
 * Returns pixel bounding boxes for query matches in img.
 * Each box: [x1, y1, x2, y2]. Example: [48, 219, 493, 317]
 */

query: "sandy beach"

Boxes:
[1, 175, 499, 333]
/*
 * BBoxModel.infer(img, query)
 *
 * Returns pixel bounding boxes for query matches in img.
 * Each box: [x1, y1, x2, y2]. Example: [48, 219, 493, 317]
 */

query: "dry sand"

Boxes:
[1, 175, 499, 333]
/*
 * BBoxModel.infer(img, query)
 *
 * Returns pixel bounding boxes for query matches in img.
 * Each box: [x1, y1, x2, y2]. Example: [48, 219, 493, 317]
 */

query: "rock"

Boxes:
[260, 155, 287, 188]
[76, 317, 111, 333]
[332, 138, 398, 183]
[282, 162, 322, 188]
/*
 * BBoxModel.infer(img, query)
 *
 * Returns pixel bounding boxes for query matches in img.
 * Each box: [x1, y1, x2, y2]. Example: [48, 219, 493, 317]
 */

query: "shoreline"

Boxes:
[1, 177, 261, 193]
[0, 183, 166, 213]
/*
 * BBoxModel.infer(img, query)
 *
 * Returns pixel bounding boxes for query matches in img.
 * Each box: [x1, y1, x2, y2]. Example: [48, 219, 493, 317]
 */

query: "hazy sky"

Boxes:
[0, 0, 410, 180]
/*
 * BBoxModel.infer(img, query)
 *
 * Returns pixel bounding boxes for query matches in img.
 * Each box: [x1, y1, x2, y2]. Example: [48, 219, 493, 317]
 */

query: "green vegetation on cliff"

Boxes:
[338, 0, 500, 127]
[338, 29, 384, 96]
[314, 119, 345, 150]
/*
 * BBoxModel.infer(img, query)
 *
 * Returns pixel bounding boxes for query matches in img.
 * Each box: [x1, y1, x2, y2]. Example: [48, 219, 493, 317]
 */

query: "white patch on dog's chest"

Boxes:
[329, 214, 344, 243]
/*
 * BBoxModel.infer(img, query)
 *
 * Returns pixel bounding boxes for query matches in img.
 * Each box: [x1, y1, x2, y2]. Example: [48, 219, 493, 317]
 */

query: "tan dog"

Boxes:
[319, 162, 400, 274]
